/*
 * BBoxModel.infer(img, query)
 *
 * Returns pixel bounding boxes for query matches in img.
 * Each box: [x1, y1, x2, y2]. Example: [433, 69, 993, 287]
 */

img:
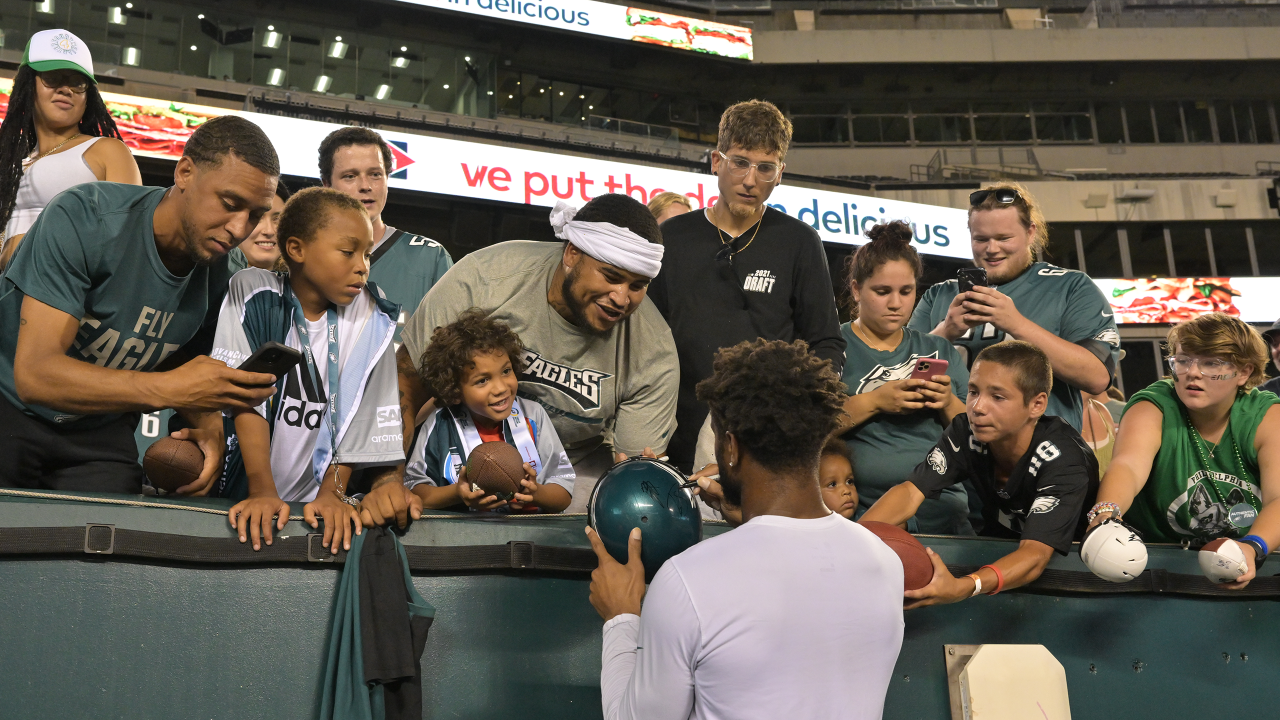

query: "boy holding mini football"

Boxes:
[861, 341, 1098, 607]
[402, 309, 575, 512]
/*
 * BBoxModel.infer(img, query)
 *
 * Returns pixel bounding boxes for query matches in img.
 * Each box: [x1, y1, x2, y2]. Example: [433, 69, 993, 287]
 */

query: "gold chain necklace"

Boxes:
[29, 133, 81, 164]
[853, 320, 901, 352]
[709, 207, 763, 263]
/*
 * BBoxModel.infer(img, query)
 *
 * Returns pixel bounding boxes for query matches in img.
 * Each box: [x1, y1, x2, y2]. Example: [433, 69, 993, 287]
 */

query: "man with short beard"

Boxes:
[649, 100, 844, 472]
[586, 339, 904, 720]
[0, 115, 280, 492]
[909, 183, 1119, 432]
[391, 193, 678, 513]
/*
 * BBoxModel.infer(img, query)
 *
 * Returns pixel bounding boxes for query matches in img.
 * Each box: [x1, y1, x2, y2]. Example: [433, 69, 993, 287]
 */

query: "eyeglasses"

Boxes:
[1167, 355, 1236, 376]
[969, 188, 1020, 206]
[717, 151, 782, 183]
[37, 70, 89, 94]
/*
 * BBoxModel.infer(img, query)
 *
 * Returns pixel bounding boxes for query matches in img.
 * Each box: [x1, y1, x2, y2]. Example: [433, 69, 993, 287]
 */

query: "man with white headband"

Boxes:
[384, 193, 678, 515]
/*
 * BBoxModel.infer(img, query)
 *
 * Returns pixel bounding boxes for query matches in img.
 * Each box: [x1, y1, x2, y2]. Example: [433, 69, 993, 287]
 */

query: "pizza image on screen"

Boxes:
[626, 8, 753, 60]
[1107, 277, 1241, 324]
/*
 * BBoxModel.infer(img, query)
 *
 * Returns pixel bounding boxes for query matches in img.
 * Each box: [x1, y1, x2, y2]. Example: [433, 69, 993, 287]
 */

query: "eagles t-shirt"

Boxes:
[0, 183, 230, 429]
[907, 262, 1120, 431]
[400, 240, 678, 462]
[840, 323, 971, 534]
[907, 414, 1098, 554]
[369, 226, 453, 343]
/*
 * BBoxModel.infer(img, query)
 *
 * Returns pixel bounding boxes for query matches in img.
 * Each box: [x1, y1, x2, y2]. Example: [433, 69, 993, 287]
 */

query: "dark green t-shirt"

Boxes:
[841, 323, 972, 534]
[0, 183, 229, 429]
[908, 262, 1120, 431]
[1123, 380, 1278, 543]
[370, 227, 453, 343]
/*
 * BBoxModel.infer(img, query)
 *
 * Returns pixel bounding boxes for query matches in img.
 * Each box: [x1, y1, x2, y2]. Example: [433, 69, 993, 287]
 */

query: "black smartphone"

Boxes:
[957, 267, 988, 294]
[237, 341, 303, 380]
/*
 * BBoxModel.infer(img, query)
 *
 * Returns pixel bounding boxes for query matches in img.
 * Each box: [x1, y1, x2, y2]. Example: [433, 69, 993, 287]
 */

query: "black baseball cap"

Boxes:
[1262, 319, 1280, 344]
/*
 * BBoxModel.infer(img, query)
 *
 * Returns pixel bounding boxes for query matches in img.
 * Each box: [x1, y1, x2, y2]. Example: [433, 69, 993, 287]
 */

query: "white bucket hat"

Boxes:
[22, 29, 95, 83]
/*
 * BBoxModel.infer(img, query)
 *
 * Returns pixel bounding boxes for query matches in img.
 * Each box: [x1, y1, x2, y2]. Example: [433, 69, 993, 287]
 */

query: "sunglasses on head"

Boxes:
[969, 188, 1020, 206]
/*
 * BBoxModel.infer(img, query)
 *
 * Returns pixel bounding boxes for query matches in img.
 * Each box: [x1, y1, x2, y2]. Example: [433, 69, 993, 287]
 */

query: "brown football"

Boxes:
[465, 441, 526, 501]
[861, 521, 935, 591]
[142, 437, 205, 492]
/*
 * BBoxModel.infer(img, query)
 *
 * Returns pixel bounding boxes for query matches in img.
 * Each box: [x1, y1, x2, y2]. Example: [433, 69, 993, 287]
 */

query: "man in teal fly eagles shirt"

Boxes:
[318, 127, 453, 344]
[908, 183, 1119, 432]
[0, 116, 281, 493]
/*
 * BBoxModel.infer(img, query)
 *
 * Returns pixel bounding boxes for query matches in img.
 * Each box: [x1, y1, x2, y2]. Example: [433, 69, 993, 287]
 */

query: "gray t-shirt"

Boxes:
[401, 240, 679, 462]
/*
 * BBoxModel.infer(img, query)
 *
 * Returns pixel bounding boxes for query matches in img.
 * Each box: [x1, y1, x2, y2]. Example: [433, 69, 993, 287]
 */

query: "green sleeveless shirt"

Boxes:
[1124, 379, 1278, 543]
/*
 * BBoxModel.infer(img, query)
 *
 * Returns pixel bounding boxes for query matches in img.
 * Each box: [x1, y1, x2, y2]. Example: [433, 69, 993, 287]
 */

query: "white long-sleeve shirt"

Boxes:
[601, 513, 905, 720]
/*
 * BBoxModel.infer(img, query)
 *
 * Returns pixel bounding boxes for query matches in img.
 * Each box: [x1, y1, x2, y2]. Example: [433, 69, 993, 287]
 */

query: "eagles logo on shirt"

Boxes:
[927, 447, 947, 475]
[855, 353, 938, 395]
[519, 349, 613, 411]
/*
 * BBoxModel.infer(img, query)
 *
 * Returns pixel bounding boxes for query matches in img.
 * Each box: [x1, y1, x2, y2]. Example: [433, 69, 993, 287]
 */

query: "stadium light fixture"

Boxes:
[443, 84, 450, 89]
[36, 0, 53, 14]
[465, 56, 471, 62]
[392, 56, 409, 69]
[189, 45, 197, 51]
[487, 91, 493, 95]
[376, 84, 392, 100]
[197, 13, 204, 19]
[122, 47, 140, 66]
[400, 46, 407, 51]
[313, 75, 332, 93]
[109, 7, 126, 24]
[329, 40, 347, 59]
[125, 2, 132, 6]
[267, 68, 285, 86]
[262, 31, 281, 49]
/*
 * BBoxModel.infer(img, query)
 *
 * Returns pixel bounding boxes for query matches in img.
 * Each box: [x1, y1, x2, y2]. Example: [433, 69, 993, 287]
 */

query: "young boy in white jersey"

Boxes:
[404, 309, 575, 512]
[212, 188, 404, 554]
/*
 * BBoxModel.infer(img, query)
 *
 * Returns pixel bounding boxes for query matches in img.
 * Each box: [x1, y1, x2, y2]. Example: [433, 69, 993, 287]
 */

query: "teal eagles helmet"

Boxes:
[588, 457, 703, 580]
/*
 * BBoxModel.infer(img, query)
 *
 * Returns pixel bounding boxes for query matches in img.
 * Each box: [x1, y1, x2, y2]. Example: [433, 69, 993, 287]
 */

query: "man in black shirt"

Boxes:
[649, 100, 844, 470]
[862, 341, 1098, 607]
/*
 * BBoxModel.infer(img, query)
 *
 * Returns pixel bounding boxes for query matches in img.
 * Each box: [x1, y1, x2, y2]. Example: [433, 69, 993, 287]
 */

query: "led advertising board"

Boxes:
[0, 80, 972, 258]
[395, 0, 753, 60]
[1094, 277, 1280, 324]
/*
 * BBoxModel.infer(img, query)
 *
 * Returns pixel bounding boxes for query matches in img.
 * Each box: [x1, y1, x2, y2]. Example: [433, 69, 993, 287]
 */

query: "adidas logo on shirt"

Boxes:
[743, 269, 777, 294]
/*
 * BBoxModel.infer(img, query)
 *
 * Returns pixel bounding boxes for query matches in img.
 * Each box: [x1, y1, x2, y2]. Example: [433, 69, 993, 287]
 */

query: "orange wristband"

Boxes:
[981, 564, 1005, 595]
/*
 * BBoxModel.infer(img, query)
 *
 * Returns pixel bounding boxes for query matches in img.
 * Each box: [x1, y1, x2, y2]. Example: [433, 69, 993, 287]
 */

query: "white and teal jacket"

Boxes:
[211, 268, 404, 501]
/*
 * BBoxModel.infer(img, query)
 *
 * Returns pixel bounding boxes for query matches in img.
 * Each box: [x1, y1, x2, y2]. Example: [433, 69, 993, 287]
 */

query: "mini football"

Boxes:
[861, 521, 934, 591]
[142, 437, 205, 493]
[465, 441, 526, 501]
[1198, 538, 1248, 583]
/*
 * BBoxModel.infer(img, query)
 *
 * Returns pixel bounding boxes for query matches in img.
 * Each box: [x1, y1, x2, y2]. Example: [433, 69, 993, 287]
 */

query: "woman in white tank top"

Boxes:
[0, 29, 141, 268]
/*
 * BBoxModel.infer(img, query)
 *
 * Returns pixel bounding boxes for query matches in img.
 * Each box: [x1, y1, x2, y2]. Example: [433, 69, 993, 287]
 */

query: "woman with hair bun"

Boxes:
[1089, 312, 1280, 588]
[0, 29, 141, 268]
[837, 221, 971, 534]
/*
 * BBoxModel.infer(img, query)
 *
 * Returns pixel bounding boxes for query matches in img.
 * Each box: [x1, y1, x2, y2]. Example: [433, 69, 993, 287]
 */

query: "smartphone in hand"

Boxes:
[237, 341, 303, 382]
[957, 267, 988, 294]
[908, 358, 950, 383]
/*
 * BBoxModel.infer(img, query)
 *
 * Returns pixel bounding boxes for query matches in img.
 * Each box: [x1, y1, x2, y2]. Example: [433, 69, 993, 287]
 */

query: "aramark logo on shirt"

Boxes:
[520, 349, 613, 411]
[743, 269, 777, 294]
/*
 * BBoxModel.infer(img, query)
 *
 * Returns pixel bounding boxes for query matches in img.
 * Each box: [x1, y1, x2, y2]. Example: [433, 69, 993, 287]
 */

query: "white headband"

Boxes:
[549, 201, 664, 279]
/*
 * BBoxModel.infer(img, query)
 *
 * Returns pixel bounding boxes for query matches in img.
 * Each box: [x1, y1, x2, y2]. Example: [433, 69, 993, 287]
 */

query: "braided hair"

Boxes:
[0, 65, 123, 233]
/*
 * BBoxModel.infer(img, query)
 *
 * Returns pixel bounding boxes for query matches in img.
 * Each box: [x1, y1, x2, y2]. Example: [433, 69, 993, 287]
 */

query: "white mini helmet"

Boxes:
[1081, 519, 1148, 582]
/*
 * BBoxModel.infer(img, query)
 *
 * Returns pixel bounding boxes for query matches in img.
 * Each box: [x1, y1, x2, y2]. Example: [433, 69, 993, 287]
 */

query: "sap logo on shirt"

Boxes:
[743, 269, 777, 294]
[520, 349, 613, 410]
[376, 405, 401, 428]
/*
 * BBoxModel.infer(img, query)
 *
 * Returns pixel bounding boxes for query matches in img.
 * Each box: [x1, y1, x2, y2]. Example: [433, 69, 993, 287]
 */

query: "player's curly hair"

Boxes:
[696, 339, 847, 472]
[419, 309, 527, 406]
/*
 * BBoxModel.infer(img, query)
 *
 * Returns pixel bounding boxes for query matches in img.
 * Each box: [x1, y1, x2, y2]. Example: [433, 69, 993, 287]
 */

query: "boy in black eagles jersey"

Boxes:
[862, 341, 1098, 607]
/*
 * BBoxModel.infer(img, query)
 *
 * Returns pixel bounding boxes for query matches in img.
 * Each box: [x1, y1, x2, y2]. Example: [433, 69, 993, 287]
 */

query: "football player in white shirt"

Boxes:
[586, 338, 905, 720]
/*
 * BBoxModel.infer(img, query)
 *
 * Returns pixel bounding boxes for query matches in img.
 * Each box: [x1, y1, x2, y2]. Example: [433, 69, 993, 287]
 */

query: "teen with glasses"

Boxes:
[1088, 313, 1280, 588]
[908, 182, 1119, 434]
[648, 100, 844, 472]
[0, 30, 141, 269]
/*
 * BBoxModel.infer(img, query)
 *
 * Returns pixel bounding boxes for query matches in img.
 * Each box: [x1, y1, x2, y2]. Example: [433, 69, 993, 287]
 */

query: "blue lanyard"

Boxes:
[289, 295, 340, 469]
